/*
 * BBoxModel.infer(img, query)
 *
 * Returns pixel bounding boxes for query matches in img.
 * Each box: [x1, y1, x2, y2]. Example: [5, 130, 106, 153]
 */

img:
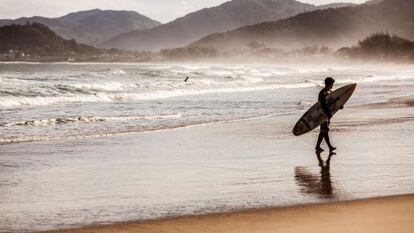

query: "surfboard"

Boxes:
[292, 83, 357, 136]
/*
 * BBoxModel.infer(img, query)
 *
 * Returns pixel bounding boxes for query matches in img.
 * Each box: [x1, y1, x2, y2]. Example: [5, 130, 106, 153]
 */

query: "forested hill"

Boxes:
[0, 22, 97, 54]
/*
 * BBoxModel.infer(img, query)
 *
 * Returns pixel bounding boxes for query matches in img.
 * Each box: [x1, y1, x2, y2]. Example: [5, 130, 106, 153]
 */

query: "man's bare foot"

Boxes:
[329, 146, 337, 151]
[315, 147, 324, 152]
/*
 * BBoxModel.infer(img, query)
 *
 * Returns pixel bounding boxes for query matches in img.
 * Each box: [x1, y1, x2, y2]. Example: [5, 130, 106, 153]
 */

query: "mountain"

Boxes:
[0, 22, 97, 55]
[101, 0, 345, 51]
[190, 0, 414, 51]
[0, 9, 161, 45]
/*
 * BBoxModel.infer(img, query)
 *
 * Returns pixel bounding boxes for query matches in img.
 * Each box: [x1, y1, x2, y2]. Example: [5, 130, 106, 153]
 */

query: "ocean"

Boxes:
[1, 62, 413, 144]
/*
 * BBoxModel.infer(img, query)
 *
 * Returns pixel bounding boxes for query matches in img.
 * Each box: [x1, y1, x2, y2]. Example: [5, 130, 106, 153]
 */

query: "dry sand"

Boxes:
[42, 195, 414, 233]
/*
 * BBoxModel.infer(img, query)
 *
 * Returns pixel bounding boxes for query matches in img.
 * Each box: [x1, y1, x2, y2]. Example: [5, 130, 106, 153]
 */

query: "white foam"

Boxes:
[0, 114, 182, 127]
[3, 64, 413, 109]
[70, 82, 125, 92]
[0, 94, 115, 108]
[103, 113, 182, 121]
[118, 82, 317, 101]
[336, 74, 414, 84]
[242, 76, 264, 83]
[305, 79, 324, 87]
[0, 81, 317, 108]
[110, 69, 126, 75]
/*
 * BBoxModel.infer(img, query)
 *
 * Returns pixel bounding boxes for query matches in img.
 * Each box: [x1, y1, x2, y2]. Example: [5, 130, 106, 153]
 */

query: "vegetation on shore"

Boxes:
[337, 33, 414, 61]
[0, 22, 155, 62]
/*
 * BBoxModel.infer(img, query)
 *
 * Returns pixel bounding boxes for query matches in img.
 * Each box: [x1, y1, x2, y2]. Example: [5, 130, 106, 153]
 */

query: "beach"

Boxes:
[41, 195, 414, 233]
[1, 104, 414, 232]
[1, 63, 414, 232]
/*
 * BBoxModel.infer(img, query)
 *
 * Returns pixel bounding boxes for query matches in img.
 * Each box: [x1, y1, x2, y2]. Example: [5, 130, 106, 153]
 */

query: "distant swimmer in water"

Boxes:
[184, 77, 189, 82]
[315, 77, 342, 152]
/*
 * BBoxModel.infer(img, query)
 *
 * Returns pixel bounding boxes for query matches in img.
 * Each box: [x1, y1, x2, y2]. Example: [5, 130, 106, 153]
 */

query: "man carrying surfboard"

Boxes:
[316, 77, 338, 152]
[292, 79, 356, 149]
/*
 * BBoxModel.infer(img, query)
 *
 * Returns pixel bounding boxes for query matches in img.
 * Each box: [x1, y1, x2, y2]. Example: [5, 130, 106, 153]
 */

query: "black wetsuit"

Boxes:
[318, 88, 332, 133]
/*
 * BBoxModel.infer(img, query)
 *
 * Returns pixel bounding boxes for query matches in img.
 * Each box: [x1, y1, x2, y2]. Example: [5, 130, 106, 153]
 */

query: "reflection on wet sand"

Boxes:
[295, 151, 335, 198]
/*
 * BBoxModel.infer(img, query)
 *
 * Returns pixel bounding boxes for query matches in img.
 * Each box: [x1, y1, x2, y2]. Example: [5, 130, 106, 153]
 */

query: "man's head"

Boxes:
[325, 77, 335, 89]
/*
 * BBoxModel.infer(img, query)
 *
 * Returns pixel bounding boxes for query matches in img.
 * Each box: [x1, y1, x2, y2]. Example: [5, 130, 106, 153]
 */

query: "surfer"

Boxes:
[184, 77, 189, 82]
[315, 77, 339, 152]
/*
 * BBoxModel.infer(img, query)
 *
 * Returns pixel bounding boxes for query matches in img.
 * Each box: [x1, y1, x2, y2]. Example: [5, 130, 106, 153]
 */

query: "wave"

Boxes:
[0, 113, 182, 127]
[302, 74, 414, 88]
[109, 69, 126, 75]
[0, 94, 113, 108]
[62, 82, 126, 92]
[0, 119, 203, 145]
[112, 82, 315, 99]
[0, 124, 195, 145]
[305, 79, 324, 87]
[0, 112, 291, 145]
[0, 82, 317, 108]
[336, 74, 413, 84]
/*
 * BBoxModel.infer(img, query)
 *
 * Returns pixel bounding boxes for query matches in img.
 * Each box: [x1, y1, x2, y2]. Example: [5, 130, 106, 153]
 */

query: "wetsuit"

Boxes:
[318, 88, 332, 133]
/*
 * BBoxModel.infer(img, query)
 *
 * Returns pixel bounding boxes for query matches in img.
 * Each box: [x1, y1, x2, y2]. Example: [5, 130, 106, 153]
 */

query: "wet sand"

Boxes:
[41, 195, 414, 233]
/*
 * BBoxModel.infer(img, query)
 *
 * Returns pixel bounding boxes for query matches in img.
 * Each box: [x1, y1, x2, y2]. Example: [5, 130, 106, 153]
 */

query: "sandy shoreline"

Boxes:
[40, 194, 414, 233]
[2, 105, 413, 232]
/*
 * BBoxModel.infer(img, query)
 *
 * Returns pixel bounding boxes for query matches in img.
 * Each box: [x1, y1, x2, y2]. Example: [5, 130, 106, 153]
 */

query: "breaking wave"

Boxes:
[0, 113, 182, 127]
[0, 82, 317, 108]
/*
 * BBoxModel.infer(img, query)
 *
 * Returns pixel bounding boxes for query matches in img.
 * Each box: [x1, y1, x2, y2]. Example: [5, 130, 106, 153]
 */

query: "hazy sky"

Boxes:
[1, 0, 366, 23]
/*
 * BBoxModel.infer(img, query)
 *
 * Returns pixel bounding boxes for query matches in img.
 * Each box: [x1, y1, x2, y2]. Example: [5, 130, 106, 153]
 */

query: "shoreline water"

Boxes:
[0, 112, 286, 145]
[38, 194, 414, 233]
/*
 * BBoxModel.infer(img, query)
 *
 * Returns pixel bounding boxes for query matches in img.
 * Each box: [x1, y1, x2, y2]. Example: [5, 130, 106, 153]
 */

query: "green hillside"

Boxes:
[0, 22, 97, 55]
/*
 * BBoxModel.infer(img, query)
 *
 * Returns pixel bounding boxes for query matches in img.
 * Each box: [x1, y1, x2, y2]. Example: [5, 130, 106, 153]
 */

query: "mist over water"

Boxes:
[1, 62, 413, 144]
